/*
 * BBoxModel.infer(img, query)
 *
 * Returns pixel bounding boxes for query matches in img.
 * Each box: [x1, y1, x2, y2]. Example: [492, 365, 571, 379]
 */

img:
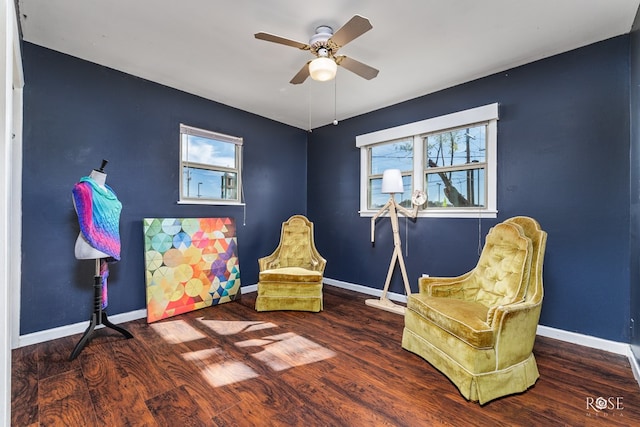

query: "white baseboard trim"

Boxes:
[630, 347, 640, 385]
[323, 277, 409, 303]
[243, 284, 257, 293]
[16, 286, 262, 347]
[15, 278, 640, 386]
[17, 309, 147, 348]
[536, 324, 630, 356]
[16, 286, 264, 347]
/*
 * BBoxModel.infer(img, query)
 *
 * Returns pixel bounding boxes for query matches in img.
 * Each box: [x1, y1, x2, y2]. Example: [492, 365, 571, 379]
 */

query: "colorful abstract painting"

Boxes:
[143, 218, 241, 323]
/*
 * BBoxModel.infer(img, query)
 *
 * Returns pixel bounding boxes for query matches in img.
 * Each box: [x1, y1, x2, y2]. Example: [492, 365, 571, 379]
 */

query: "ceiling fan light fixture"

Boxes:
[309, 57, 337, 81]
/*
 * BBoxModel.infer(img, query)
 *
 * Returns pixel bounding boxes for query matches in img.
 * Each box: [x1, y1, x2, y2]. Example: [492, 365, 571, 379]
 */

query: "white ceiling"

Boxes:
[18, 0, 640, 130]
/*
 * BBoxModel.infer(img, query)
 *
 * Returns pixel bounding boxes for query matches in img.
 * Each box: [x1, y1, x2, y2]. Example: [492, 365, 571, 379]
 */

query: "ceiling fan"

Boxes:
[255, 15, 379, 84]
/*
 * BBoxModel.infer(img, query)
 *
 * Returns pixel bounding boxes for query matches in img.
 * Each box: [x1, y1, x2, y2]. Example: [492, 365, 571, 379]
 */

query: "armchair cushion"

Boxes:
[408, 295, 493, 349]
[472, 223, 532, 308]
[259, 267, 323, 283]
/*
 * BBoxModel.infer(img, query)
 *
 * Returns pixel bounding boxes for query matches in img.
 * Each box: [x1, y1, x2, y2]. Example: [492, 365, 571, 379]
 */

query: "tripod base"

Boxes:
[69, 264, 134, 360]
[365, 297, 406, 315]
[69, 310, 133, 360]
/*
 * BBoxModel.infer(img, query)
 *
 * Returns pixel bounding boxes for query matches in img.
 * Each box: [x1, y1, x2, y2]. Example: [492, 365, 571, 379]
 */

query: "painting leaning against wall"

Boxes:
[143, 217, 241, 323]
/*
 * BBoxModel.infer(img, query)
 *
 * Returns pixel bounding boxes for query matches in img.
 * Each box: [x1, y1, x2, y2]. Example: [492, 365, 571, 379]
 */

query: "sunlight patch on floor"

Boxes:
[237, 332, 337, 371]
[201, 360, 261, 387]
[181, 347, 225, 361]
[150, 319, 207, 343]
[197, 318, 278, 335]
[160, 319, 338, 387]
[181, 347, 261, 387]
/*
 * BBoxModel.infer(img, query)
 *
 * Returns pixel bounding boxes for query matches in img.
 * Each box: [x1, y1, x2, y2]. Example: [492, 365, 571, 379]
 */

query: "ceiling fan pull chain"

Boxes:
[308, 83, 312, 132]
[333, 75, 339, 126]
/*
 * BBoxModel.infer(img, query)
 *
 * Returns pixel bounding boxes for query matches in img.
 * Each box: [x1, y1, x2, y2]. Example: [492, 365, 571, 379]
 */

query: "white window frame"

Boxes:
[356, 103, 498, 218]
[178, 124, 243, 206]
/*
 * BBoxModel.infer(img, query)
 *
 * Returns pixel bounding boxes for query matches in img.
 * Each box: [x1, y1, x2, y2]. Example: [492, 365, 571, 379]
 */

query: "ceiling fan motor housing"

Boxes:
[310, 25, 337, 57]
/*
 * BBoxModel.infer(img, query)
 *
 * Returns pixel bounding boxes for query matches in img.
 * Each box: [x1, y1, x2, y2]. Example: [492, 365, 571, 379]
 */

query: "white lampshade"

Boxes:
[309, 57, 337, 81]
[381, 169, 404, 194]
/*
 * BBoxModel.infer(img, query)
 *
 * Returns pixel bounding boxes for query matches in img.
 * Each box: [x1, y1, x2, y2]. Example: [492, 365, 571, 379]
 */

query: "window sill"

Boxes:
[359, 209, 497, 219]
[177, 199, 245, 206]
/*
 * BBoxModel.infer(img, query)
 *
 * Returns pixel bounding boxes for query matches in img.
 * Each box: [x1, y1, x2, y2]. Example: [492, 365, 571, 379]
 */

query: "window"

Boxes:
[356, 103, 498, 218]
[425, 124, 486, 208]
[369, 138, 414, 209]
[179, 124, 243, 205]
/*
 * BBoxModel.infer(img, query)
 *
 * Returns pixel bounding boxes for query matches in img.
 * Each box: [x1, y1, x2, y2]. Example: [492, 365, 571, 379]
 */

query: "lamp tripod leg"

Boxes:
[365, 247, 406, 315]
[380, 249, 398, 301]
[396, 248, 412, 296]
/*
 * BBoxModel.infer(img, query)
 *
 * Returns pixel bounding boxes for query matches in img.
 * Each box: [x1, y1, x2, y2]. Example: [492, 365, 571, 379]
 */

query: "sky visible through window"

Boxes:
[182, 134, 237, 200]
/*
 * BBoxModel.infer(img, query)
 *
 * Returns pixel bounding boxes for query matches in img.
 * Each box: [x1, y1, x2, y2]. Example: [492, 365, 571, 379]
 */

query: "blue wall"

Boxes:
[22, 35, 634, 343]
[21, 43, 308, 334]
[308, 36, 631, 342]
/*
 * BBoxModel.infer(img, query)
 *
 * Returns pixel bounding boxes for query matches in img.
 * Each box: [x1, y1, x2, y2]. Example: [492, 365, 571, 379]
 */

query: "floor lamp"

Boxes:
[366, 169, 424, 315]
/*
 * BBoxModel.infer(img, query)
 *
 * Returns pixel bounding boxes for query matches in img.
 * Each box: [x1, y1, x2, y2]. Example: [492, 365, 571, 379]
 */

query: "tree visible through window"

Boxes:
[425, 125, 486, 208]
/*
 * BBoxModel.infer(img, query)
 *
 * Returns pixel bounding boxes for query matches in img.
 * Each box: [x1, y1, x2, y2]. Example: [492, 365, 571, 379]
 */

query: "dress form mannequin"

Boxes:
[72, 160, 122, 261]
[74, 169, 111, 259]
[70, 160, 132, 360]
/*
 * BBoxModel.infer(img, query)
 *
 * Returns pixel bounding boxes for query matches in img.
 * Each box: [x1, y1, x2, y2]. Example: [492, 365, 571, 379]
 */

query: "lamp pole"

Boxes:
[367, 175, 422, 315]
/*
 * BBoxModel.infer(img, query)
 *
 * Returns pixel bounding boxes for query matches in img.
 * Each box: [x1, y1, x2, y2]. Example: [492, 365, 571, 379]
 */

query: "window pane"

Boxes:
[369, 175, 412, 209]
[426, 125, 486, 168]
[370, 139, 413, 174]
[183, 134, 236, 168]
[183, 167, 237, 200]
[426, 168, 485, 208]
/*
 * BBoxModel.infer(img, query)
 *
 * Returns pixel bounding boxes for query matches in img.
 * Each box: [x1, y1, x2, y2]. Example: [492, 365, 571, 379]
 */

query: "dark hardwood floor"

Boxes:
[11, 286, 640, 426]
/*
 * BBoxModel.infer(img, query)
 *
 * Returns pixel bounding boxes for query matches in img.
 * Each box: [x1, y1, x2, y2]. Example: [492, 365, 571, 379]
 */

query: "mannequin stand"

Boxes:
[69, 259, 133, 360]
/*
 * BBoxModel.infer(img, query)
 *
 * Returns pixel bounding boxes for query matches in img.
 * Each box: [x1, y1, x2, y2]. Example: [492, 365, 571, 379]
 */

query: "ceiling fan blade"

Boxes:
[254, 32, 310, 50]
[329, 15, 372, 48]
[336, 56, 379, 80]
[290, 62, 311, 84]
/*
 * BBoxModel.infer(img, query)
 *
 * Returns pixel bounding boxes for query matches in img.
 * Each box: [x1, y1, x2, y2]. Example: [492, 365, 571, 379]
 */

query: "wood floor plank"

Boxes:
[11, 345, 39, 426]
[36, 335, 81, 380]
[108, 327, 180, 402]
[38, 368, 98, 426]
[79, 344, 157, 426]
[145, 385, 213, 426]
[212, 374, 342, 427]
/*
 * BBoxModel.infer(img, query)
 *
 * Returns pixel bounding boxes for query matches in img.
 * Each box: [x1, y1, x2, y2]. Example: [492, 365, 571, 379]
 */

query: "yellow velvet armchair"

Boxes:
[402, 216, 547, 404]
[255, 215, 326, 312]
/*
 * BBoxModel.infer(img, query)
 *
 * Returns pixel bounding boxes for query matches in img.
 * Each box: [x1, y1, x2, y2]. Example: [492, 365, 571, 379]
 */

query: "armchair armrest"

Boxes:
[418, 271, 474, 295]
[490, 300, 542, 368]
[258, 254, 280, 271]
[310, 255, 327, 273]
